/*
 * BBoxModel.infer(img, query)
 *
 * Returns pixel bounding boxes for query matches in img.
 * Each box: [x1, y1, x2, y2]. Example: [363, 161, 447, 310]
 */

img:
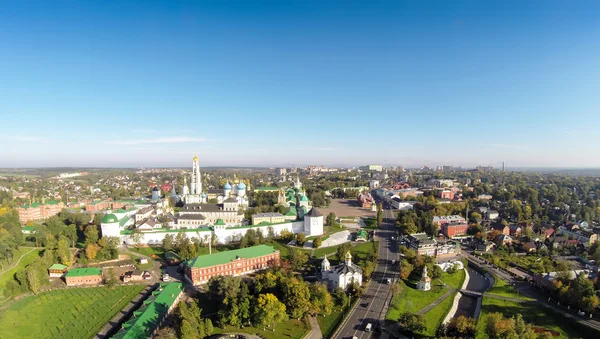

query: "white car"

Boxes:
[162, 273, 170, 282]
[365, 323, 372, 332]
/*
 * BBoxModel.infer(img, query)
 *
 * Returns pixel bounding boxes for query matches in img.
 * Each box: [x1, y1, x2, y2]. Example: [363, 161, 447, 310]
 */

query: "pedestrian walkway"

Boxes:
[304, 316, 323, 339]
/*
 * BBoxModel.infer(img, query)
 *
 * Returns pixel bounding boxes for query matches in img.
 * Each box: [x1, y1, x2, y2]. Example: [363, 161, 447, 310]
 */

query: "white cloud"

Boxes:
[107, 137, 206, 145]
[11, 136, 44, 142]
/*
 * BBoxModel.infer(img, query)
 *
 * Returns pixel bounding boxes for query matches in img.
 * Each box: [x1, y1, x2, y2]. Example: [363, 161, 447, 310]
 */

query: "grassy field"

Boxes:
[386, 279, 447, 321]
[212, 318, 309, 339]
[0, 247, 34, 274]
[313, 246, 338, 258]
[128, 246, 166, 259]
[441, 269, 465, 290]
[0, 248, 43, 293]
[361, 217, 377, 229]
[475, 298, 585, 338]
[317, 307, 345, 339]
[422, 290, 457, 336]
[486, 275, 532, 300]
[0, 285, 145, 338]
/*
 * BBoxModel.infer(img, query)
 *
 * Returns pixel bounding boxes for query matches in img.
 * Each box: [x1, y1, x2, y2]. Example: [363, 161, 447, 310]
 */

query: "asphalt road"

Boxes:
[335, 202, 398, 339]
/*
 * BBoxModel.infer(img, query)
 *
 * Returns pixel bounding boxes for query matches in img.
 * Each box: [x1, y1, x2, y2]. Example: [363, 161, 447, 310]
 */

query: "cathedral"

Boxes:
[177, 156, 249, 207]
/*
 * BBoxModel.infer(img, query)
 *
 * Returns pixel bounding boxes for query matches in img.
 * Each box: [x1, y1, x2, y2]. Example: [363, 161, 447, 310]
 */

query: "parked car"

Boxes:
[365, 323, 372, 332]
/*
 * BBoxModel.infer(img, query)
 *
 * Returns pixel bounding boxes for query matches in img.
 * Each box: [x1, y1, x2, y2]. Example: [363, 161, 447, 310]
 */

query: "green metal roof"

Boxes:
[46, 200, 61, 205]
[114, 209, 127, 213]
[184, 245, 277, 269]
[215, 218, 226, 226]
[65, 267, 101, 277]
[113, 282, 183, 339]
[102, 214, 119, 223]
[22, 226, 35, 232]
[49, 264, 67, 270]
[119, 216, 131, 227]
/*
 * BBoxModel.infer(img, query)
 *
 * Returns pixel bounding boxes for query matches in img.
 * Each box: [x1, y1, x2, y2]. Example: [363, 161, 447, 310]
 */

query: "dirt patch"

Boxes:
[320, 199, 375, 218]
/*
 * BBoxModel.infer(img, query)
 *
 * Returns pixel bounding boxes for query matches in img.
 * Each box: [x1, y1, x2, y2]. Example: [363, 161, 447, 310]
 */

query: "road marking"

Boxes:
[352, 224, 391, 339]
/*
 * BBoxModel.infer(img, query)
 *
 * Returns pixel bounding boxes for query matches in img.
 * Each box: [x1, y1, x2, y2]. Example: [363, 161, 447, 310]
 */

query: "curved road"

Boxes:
[335, 202, 398, 339]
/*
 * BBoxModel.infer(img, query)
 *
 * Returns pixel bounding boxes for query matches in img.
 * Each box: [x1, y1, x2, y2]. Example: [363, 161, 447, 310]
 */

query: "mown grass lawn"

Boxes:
[212, 318, 309, 339]
[317, 305, 347, 339]
[486, 275, 532, 300]
[361, 217, 377, 229]
[313, 246, 338, 258]
[475, 298, 585, 339]
[421, 290, 457, 336]
[128, 245, 166, 259]
[386, 279, 447, 321]
[0, 284, 144, 338]
[441, 269, 465, 290]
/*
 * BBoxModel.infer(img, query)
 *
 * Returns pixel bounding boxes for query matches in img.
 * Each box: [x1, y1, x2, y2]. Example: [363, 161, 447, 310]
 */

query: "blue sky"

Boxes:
[0, 0, 599, 168]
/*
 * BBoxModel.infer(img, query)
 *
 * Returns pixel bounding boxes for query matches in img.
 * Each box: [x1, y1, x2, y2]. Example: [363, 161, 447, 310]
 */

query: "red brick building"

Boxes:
[439, 190, 455, 200]
[16, 200, 64, 224]
[184, 245, 280, 285]
[441, 221, 469, 237]
[65, 268, 103, 286]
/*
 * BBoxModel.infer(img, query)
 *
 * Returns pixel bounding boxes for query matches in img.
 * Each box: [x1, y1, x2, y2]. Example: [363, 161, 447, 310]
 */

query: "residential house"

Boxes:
[486, 210, 499, 220]
[494, 234, 512, 247]
[491, 223, 510, 236]
[522, 242, 537, 253]
[48, 264, 68, 278]
[123, 269, 151, 283]
[509, 224, 522, 237]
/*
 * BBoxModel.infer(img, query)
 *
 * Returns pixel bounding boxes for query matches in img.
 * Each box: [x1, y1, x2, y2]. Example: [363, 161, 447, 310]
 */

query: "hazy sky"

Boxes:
[1, 0, 599, 168]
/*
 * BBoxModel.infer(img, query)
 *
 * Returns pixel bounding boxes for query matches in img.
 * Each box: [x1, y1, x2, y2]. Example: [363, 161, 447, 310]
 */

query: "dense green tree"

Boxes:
[84, 225, 99, 245]
[281, 277, 311, 319]
[398, 312, 426, 333]
[326, 212, 336, 226]
[253, 293, 288, 329]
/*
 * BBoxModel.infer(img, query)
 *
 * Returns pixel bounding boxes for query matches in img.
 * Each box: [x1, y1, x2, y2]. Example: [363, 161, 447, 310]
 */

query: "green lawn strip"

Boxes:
[486, 274, 533, 300]
[475, 298, 585, 339]
[317, 306, 346, 339]
[386, 279, 447, 321]
[0, 285, 144, 338]
[361, 218, 377, 229]
[212, 318, 310, 339]
[313, 246, 338, 258]
[421, 290, 457, 337]
[128, 246, 166, 259]
[441, 270, 465, 290]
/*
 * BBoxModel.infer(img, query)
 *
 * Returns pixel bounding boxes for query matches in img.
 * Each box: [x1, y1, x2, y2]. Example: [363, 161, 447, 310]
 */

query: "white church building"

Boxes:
[321, 252, 363, 290]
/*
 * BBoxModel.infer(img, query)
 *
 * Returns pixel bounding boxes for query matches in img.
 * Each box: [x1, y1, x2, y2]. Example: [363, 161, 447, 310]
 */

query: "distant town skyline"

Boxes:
[1, 1, 599, 168]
